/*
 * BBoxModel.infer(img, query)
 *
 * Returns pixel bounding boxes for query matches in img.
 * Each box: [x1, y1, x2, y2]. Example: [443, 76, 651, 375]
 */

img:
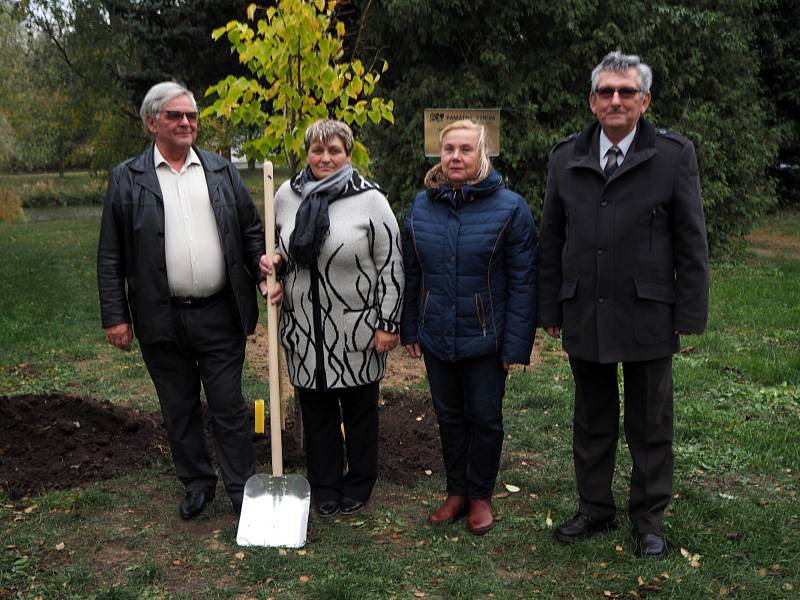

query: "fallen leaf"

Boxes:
[545, 511, 553, 527]
[615, 545, 624, 553]
[278, 549, 288, 556]
[24, 505, 38, 514]
[758, 568, 768, 576]
[504, 483, 521, 493]
[235, 552, 245, 560]
[299, 575, 310, 583]
[424, 470, 432, 476]
[783, 583, 794, 591]
[297, 550, 307, 556]
[55, 542, 65, 551]
[415, 416, 423, 421]
[680, 547, 690, 558]
[528, 493, 539, 500]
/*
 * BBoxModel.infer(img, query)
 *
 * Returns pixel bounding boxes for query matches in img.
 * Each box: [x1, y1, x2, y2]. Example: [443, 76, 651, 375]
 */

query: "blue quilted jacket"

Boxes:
[400, 169, 538, 363]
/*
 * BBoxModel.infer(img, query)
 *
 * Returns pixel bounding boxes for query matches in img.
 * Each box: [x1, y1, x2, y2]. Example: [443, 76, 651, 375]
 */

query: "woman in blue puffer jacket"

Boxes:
[401, 119, 538, 535]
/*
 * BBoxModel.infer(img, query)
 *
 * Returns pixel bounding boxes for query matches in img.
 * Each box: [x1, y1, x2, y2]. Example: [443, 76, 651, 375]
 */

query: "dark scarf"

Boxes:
[287, 164, 383, 268]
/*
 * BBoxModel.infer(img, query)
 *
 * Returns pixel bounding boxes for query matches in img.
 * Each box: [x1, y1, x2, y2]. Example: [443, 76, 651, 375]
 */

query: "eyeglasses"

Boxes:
[161, 110, 199, 122]
[594, 87, 641, 99]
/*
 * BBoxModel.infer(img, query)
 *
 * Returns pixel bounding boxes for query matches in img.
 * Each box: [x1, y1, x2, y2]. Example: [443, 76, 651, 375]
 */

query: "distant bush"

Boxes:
[17, 178, 106, 208]
[0, 187, 23, 223]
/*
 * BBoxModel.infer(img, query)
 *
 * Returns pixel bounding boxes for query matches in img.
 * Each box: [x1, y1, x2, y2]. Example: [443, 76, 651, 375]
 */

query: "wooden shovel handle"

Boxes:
[264, 161, 283, 477]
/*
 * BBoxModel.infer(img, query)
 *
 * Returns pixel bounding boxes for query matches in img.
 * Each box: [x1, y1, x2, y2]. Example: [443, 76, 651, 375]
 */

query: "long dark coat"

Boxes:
[537, 119, 709, 363]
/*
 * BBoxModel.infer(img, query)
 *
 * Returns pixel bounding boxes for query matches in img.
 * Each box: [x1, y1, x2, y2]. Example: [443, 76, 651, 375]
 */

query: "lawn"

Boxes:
[0, 208, 798, 599]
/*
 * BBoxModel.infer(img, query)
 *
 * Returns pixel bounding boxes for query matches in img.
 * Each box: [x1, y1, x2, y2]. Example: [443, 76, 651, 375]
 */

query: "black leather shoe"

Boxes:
[317, 499, 340, 517]
[180, 489, 214, 520]
[634, 532, 667, 559]
[554, 513, 617, 543]
[340, 497, 366, 515]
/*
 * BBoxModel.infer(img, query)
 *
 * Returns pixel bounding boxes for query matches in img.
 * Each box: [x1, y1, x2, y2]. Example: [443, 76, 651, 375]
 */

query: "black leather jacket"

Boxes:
[97, 145, 265, 343]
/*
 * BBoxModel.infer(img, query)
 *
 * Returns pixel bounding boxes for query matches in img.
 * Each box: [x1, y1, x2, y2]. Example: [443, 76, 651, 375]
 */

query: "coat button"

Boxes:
[600, 200, 608, 207]
[597, 296, 605, 303]
[597, 248, 605, 255]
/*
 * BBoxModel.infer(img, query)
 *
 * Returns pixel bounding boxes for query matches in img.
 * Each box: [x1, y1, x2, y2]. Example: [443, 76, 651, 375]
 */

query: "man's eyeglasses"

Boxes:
[162, 110, 199, 122]
[594, 87, 640, 100]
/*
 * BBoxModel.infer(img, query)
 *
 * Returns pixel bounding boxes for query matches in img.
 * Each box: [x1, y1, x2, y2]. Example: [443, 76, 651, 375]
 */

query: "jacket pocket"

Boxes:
[557, 278, 578, 301]
[475, 293, 487, 336]
[342, 307, 377, 352]
[633, 278, 675, 344]
[558, 278, 580, 338]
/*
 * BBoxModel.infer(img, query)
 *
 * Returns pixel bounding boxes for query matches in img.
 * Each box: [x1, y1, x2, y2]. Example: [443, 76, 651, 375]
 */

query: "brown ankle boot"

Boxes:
[428, 495, 467, 524]
[467, 498, 494, 535]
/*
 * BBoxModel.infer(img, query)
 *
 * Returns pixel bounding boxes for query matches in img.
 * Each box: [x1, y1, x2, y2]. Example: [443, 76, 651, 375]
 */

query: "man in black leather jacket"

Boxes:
[97, 81, 268, 519]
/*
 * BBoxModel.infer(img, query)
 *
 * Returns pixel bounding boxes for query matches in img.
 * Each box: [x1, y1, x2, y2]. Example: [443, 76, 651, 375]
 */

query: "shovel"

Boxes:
[236, 161, 311, 548]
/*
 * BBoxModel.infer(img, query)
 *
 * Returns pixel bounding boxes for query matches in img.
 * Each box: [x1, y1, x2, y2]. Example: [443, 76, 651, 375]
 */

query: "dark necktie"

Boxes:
[604, 146, 621, 178]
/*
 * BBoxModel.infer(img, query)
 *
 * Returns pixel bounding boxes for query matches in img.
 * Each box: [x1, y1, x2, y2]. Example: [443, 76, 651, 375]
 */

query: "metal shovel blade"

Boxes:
[236, 473, 311, 547]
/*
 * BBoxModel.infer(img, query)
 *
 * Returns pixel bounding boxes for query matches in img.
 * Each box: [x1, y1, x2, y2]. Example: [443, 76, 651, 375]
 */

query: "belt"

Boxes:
[170, 288, 228, 308]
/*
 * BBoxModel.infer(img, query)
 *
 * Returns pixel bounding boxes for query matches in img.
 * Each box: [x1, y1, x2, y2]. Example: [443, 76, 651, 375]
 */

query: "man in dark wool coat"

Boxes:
[538, 51, 709, 559]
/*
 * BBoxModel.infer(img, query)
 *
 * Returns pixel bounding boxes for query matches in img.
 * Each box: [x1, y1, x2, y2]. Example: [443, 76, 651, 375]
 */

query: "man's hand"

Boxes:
[258, 253, 283, 305]
[375, 329, 399, 354]
[105, 323, 133, 351]
[545, 326, 561, 339]
[404, 343, 422, 359]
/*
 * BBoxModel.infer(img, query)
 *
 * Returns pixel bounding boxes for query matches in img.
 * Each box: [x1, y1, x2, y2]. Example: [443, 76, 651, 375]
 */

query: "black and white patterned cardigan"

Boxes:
[274, 173, 404, 391]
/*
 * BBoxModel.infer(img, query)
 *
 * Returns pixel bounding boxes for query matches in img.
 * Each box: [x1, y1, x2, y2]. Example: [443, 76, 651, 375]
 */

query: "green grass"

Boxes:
[1, 208, 799, 598]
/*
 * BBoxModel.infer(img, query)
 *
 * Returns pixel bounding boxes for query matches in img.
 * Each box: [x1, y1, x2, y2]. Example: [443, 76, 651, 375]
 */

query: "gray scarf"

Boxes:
[288, 164, 354, 269]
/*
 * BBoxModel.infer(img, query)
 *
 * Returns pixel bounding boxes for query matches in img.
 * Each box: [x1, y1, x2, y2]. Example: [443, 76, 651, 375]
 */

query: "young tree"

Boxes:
[204, 0, 394, 176]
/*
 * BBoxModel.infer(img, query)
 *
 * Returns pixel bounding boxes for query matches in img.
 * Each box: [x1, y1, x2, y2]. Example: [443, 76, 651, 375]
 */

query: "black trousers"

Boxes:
[569, 355, 674, 534]
[296, 382, 379, 504]
[423, 352, 507, 499]
[139, 294, 255, 508]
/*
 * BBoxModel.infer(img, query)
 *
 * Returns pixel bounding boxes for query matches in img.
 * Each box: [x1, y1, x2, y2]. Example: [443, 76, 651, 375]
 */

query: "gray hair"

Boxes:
[440, 119, 492, 182]
[590, 51, 653, 94]
[139, 81, 197, 132]
[304, 119, 354, 156]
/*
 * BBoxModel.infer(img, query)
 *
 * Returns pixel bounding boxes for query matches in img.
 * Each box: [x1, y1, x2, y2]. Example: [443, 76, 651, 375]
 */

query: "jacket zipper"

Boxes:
[565, 209, 570, 254]
[420, 289, 430, 329]
[309, 264, 326, 391]
[475, 293, 487, 336]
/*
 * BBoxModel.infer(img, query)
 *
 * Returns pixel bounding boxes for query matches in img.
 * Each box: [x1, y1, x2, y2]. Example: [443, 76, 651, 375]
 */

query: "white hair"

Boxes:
[591, 51, 653, 94]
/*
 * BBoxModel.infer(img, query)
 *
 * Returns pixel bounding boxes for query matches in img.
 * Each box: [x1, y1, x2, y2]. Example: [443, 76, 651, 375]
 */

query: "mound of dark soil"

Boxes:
[0, 394, 167, 499]
[1, 389, 443, 498]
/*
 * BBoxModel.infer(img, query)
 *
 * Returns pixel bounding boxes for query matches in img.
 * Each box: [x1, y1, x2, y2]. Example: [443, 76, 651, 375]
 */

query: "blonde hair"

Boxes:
[439, 119, 492, 183]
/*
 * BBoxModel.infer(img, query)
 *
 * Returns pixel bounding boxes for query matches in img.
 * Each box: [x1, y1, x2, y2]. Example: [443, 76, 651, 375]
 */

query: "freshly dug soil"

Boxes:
[0, 389, 442, 498]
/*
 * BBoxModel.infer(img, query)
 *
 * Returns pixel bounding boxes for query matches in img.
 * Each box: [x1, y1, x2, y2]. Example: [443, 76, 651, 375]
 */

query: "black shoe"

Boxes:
[634, 532, 667, 559]
[340, 497, 366, 515]
[317, 499, 340, 517]
[180, 489, 215, 520]
[554, 513, 617, 543]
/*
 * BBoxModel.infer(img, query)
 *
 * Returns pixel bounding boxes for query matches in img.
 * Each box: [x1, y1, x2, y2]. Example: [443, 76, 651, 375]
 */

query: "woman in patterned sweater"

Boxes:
[265, 119, 404, 517]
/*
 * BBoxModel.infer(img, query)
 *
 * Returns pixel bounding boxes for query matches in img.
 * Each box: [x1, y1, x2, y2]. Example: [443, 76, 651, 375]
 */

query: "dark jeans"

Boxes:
[423, 352, 507, 499]
[296, 382, 380, 504]
[140, 294, 255, 508]
[569, 355, 674, 534]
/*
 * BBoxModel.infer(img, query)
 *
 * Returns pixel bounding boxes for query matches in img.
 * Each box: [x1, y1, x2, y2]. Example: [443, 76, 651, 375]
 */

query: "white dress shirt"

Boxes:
[599, 126, 637, 171]
[154, 145, 227, 298]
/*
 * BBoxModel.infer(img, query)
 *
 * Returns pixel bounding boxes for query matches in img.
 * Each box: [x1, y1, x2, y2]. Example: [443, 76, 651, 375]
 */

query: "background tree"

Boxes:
[204, 0, 394, 176]
[357, 0, 781, 255]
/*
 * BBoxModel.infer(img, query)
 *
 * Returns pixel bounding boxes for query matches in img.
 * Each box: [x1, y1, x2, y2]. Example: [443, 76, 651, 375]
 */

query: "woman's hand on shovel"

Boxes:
[258, 254, 283, 305]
